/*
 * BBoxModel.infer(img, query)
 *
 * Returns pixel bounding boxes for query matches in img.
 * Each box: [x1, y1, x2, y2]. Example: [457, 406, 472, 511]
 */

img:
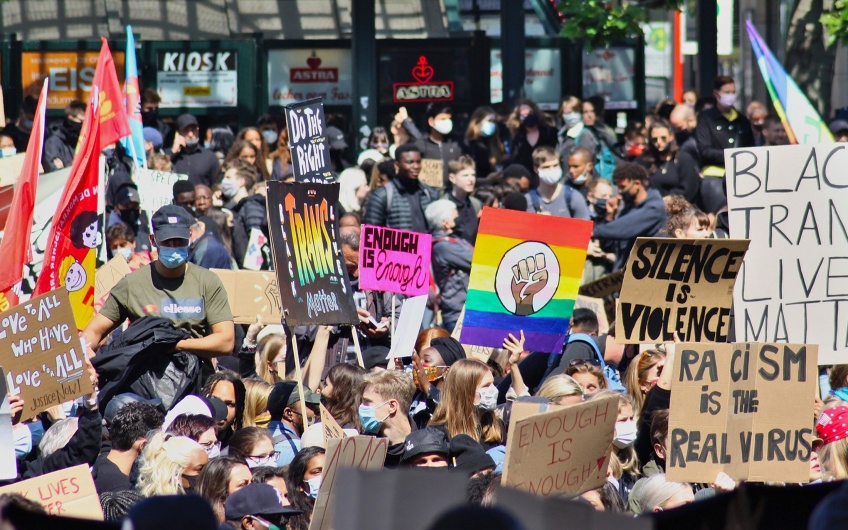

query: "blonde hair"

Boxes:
[637, 473, 689, 514]
[338, 167, 368, 213]
[820, 439, 848, 480]
[364, 370, 416, 415]
[625, 348, 666, 417]
[137, 433, 204, 497]
[595, 390, 641, 478]
[256, 334, 287, 384]
[537, 374, 584, 403]
[429, 359, 492, 443]
[243, 378, 273, 427]
[565, 362, 608, 391]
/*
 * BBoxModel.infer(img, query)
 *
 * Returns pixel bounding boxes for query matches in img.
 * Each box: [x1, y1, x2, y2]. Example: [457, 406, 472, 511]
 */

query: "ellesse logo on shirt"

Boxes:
[161, 298, 205, 318]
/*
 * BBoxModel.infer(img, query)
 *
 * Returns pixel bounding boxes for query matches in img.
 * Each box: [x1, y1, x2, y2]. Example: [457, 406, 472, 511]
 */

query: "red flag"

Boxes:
[0, 79, 50, 310]
[34, 66, 102, 330]
[96, 37, 130, 146]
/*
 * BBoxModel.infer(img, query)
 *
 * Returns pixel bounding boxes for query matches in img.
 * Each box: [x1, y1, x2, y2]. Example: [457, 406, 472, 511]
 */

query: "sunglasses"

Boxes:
[569, 358, 601, 367]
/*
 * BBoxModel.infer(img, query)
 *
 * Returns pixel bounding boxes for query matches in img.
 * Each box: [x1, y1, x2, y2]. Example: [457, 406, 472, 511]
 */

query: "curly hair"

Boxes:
[110, 402, 164, 451]
[202, 370, 247, 433]
[137, 432, 204, 497]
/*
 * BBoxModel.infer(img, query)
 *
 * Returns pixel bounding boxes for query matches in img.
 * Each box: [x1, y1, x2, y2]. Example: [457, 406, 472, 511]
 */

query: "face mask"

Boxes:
[476, 386, 498, 411]
[221, 180, 240, 199]
[115, 247, 133, 261]
[433, 119, 453, 135]
[358, 402, 389, 434]
[262, 130, 279, 146]
[613, 420, 638, 449]
[119, 208, 140, 227]
[522, 113, 538, 128]
[718, 93, 736, 108]
[253, 517, 282, 530]
[593, 198, 607, 217]
[141, 109, 159, 126]
[184, 137, 200, 149]
[247, 455, 276, 469]
[625, 142, 645, 157]
[752, 123, 764, 132]
[563, 112, 581, 128]
[572, 172, 589, 185]
[182, 474, 199, 492]
[538, 167, 563, 185]
[481, 121, 496, 137]
[158, 246, 189, 268]
[371, 142, 389, 153]
[674, 130, 691, 146]
[0, 147, 16, 158]
[13, 425, 32, 459]
[621, 186, 638, 205]
[62, 118, 82, 140]
[102, 148, 115, 158]
[21, 119, 33, 129]
[305, 476, 322, 499]
[205, 444, 221, 459]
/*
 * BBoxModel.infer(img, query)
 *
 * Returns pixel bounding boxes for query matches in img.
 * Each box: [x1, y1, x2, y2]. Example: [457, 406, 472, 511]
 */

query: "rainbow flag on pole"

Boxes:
[460, 207, 593, 353]
[745, 21, 833, 144]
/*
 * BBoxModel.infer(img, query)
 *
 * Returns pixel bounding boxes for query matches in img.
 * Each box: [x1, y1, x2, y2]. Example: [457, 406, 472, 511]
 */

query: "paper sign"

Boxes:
[0, 289, 93, 419]
[725, 143, 848, 364]
[418, 159, 444, 189]
[94, 255, 131, 313]
[451, 307, 495, 362]
[667, 342, 818, 483]
[359, 225, 432, 296]
[0, 464, 104, 519]
[502, 394, 617, 496]
[285, 98, 334, 183]
[211, 269, 281, 325]
[387, 295, 428, 359]
[132, 169, 188, 216]
[266, 181, 358, 326]
[0, 368, 16, 480]
[321, 403, 347, 445]
[616, 238, 749, 343]
[574, 295, 609, 334]
[243, 227, 268, 270]
[0, 153, 26, 187]
[309, 436, 388, 530]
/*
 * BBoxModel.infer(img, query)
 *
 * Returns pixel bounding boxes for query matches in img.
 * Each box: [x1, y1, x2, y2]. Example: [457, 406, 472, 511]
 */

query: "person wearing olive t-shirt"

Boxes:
[82, 204, 235, 363]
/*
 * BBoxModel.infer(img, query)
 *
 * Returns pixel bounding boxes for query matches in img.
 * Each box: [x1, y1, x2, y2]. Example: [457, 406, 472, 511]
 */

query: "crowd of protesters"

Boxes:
[1, 76, 848, 529]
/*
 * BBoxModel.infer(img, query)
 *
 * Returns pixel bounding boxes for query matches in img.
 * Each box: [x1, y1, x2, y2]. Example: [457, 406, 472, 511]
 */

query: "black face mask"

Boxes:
[182, 474, 199, 492]
[593, 198, 607, 217]
[62, 118, 82, 142]
[141, 109, 158, 127]
[752, 123, 764, 132]
[522, 113, 538, 128]
[673, 130, 691, 147]
[119, 208, 141, 228]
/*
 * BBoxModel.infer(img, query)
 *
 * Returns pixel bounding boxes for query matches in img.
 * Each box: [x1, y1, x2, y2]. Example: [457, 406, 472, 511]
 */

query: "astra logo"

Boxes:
[161, 298, 205, 318]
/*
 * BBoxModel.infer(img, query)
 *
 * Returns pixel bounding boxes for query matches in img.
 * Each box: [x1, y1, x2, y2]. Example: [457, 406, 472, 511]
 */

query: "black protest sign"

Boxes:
[267, 181, 359, 326]
[285, 98, 334, 183]
[667, 342, 817, 484]
[0, 289, 93, 419]
[615, 238, 749, 343]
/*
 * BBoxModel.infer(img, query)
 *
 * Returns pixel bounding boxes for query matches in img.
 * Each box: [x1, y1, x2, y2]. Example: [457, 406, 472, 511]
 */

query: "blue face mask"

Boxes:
[305, 476, 322, 499]
[481, 121, 497, 137]
[358, 401, 390, 434]
[159, 246, 189, 268]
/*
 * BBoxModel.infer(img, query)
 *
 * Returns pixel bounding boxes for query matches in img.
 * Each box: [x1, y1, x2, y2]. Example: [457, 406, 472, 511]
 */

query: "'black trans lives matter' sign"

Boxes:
[266, 181, 358, 326]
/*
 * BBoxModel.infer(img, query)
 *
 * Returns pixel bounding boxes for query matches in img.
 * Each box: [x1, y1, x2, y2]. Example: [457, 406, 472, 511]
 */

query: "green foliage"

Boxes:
[821, 0, 848, 47]
[557, 0, 684, 49]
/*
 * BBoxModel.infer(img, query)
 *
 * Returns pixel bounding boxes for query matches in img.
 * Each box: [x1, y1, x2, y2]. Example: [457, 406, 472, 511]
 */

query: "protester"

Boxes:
[565, 147, 597, 201]
[668, 104, 700, 163]
[761, 114, 790, 146]
[1, 95, 36, 152]
[189, 213, 233, 269]
[319, 363, 366, 431]
[136, 433, 207, 497]
[203, 371, 247, 445]
[143, 126, 163, 157]
[243, 378, 273, 428]
[400, 428, 451, 468]
[166, 413, 220, 458]
[170, 113, 222, 187]
[267, 382, 320, 466]
[509, 99, 558, 173]
[428, 359, 503, 447]
[286, 447, 325, 530]
[43, 100, 85, 171]
[252, 466, 290, 504]
[223, 482, 300, 530]
[463, 106, 505, 178]
[535, 374, 584, 405]
[196, 455, 253, 524]
[643, 118, 700, 203]
[228, 427, 278, 469]
[564, 359, 607, 395]
[357, 126, 392, 164]
[106, 222, 151, 270]
[816, 406, 848, 480]
[635, 473, 694, 513]
[415, 103, 462, 187]
[427, 199, 474, 333]
[665, 201, 711, 238]
[225, 138, 270, 182]
[624, 348, 666, 418]
[525, 146, 590, 219]
[359, 370, 416, 466]
[93, 402, 164, 493]
[338, 167, 370, 215]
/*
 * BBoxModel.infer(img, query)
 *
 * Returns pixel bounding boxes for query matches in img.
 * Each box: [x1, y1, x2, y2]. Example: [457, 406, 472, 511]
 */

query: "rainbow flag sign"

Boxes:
[460, 207, 593, 353]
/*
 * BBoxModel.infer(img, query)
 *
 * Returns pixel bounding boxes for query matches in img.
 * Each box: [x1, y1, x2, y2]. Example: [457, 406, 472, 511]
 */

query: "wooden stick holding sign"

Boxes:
[391, 294, 396, 347]
[286, 324, 311, 436]
[349, 326, 365, 369]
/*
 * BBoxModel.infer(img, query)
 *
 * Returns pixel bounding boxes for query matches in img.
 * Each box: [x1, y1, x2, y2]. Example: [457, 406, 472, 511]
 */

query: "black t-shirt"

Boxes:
[92, 453, 131, 493]
[384, 442, 405, 468]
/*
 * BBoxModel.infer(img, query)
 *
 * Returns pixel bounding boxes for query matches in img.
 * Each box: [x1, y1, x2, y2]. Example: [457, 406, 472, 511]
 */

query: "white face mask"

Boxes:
[433, 119, 453, 135]
[476, 385, 499, 411]
[538, 167, 563, 185]
[115, 247, 133, 261]
[573, 172, 589, 185]
[0, 147, 16, 158]
[613, 419, 638, 449]
[563, 112, 581, 128]
[221, 179, 240, 199]
[718, 93, 736, 108]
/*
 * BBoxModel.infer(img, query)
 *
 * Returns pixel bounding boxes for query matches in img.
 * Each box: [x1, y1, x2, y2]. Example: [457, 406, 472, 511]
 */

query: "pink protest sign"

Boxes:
[359, 225, 431, 296]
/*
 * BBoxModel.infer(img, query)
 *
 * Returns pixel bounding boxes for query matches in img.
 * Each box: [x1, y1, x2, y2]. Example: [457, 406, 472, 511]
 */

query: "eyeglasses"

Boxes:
[569, 358, 601, 367]
[248, 451, 281, 461]
[199, 440, 220, 450]
[650, 136, 668, 143]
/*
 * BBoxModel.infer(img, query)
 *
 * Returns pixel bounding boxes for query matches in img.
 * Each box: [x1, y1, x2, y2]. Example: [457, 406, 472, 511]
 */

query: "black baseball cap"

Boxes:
[116, 185, 141, 206]
[225, 483, 302, 521]
[326, 126, 348, 150]
[176, 113, 199, 132]
[151, 204, 193, 241]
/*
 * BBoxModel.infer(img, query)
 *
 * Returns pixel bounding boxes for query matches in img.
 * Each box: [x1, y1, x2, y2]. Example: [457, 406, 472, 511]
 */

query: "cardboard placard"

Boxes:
[1, 289, 93, 419]
[309, 436, 388, 530]
[320, 403, 347, 445]
[615, 238, 749, 343]
[578, 269, 624, 299]
[132, 168, 188, 215]
[0, 153, 26, 187]
[725, 143, 848, 364]
[285, 98, 334, 183]
[359, 225, 432, 296]
[502, 394, 617, 496]
[0, 464, 103, 519]
[667, 342, 818, 483]
[418, 159, 444, 189]
[450, 307, 495, 362]
[266, 181, 358, 326]
[93, 255, 132, 313]
[574, 295, 609, 334]
[212, 269, 282, 325]
[387, 295, 428, 359]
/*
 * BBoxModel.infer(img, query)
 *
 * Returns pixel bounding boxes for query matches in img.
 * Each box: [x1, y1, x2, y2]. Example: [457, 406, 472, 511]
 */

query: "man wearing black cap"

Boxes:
[169, 113, 221, 187]
[267, 382, 320, 466]
[225, 483, 301, 530]
[83, 204, 235, 366]
[400, 428, 450, 467]
[107, 184, 152, 254]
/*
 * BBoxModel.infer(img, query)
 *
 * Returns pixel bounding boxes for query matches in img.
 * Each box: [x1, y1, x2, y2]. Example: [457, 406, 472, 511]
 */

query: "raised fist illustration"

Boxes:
[510, 253, 549, 316]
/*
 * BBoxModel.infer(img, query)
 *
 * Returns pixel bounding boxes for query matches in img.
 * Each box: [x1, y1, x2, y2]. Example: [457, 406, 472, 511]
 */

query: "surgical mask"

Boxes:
[538, 167, 563, 185]
[115, 247, 133, 261]
[305, 476, 322, 499]
[182, 474, 199, 492]
[13, 425, 32, 459]
[563, 112, 581, 128]
[522, 113, 538, 128]
[21, 119, 33, 129]
[359, 402, 389, 434]
[158, 246, 189, 268]
[184, 137, 200, 149]
[481, 121, 496, 137]
[0, 147, 16, 158]
[433, 119, 453, 135]
[613, 420, 638, 449]
[718, 93, 736, 108]
[262, 130, 279, 146]
[221, 179, 240, 199]
[205, 443, 221, 459]
[573, 172, 589, 185]
[476, 386, 498, 411]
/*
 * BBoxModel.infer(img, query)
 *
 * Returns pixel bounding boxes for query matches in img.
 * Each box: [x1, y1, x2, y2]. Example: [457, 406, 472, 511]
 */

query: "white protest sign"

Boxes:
[133, 169, 188, 215]
[387, 295, 427, 359]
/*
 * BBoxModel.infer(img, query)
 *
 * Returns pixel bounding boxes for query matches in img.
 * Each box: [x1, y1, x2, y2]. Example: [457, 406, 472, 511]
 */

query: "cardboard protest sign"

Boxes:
[0, 368, 16, 480]
[418, 159, 444, 189]
[132, 168, 188, 215]
[212, 269, 282, 324]
[285, 98, 334, 183]
[388, 295, 428, 358]
[359, 225, 432, 296]
[93, 255, 131, 313]
[461, 207, 592, 353]
[575, 295, 609, 334]
[502, 394, 617, 496]
[0, 153, 26, 187]
[310, 436, 388, 530]
[578, 269, 623, 323]
[451, 307, 495, 362]
[726, 143, 848, 364]
[667, 342, 818, 483]
[0, 289, 93, 419]
[0, 464, 103, 519]
[267, 181, 358, 326]
[321, 403, 347, 445]
[615, 238, 749, 343]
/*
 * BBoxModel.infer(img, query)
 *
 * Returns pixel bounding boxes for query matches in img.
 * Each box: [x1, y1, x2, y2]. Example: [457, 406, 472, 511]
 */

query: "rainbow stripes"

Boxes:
[460, 207, 593, 353]
[746, 21, 833, 145]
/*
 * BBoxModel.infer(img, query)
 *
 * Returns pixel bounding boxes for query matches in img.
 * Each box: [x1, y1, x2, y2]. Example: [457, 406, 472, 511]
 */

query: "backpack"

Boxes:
[566, 332, 626, 392]
[576, 127, 618, 181]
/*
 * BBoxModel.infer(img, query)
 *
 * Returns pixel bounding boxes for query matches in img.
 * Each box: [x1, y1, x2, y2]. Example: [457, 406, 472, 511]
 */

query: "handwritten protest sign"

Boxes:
[667, 342, 817, 483]
[451, 307, 495, 362]
[285, 98, 334, 183]
[502, 394, 617, 497]
[578, 270, 623, 323]
[321, 403, 347, 445]
[267, 181, 358, 326]
[0, 289, 93, 419]
[418, 159, 444, 189]
[212, 269, 281, 324]
[133, 168, 188, 215]
[94, 255, 131, 313]
[310, 436, 388, 530]
[0, 464, 103, 519]
[359, 225, 431, 296]
[574, 295, 609, 334]
[616, 238, 749, 343]
[726, 143, 848, 364]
